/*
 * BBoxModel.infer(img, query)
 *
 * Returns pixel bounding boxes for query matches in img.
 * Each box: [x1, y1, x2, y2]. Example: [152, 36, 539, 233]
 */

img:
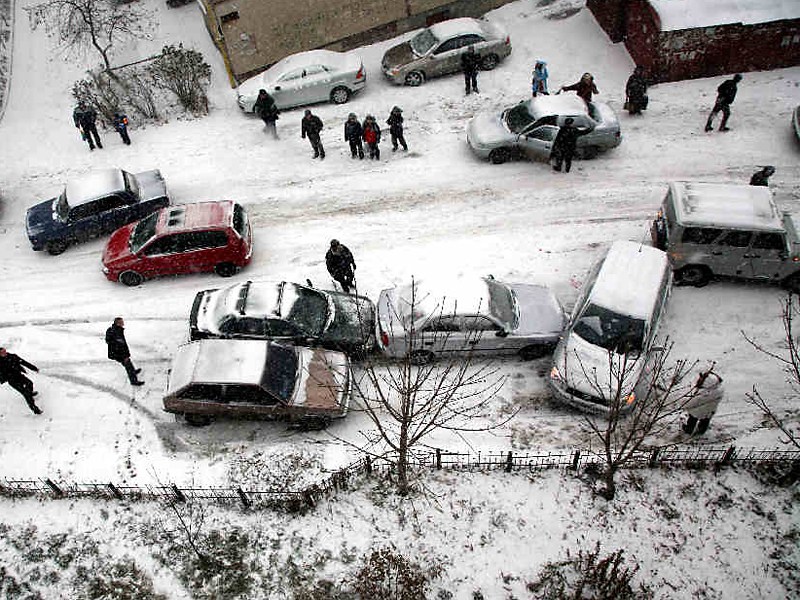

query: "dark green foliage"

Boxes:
[352, 546, 441, 600]
[148, 44, 210, 115]
[84, 557, 168, 600]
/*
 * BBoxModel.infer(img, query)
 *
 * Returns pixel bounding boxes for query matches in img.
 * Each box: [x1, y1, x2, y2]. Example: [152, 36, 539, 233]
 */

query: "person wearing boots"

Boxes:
[254, 89, 280, 139]
[72, 101, 103, 150]
[344, 113, 365, 159]
[105, 317, 144, 386]
[550, 117, 590, 173]
[301, 109, 325, 159]
[386, 106, 408, 152]
[325, 239, 356, 293]
[705, 74, 742, 132]
[683, 367, 724, 435]
[0, 347, 42, 415]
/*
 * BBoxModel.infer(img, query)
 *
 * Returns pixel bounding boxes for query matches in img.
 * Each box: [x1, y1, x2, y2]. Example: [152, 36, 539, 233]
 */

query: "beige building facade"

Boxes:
[198, 0, 516, 85]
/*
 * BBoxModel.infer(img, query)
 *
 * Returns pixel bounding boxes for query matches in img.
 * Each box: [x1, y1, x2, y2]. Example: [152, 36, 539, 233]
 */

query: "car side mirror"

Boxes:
[496, 329, 509, 338]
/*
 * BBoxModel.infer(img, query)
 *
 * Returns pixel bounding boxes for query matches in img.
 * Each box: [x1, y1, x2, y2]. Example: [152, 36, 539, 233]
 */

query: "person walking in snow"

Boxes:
[683, 367, 724, 435]
[105, 317, 144, 387]
[344, 113, 365, 159]
[461, 45, 481, 95]
[532, 60, 549, 96]
[550, 117, 590, 173]
[254, 89, 280, 139]
[301, 109, 325, 159]
[112, 112, 131, 145]
[625, 66, 648, 114]
[559, 72, 599, 105]
[705, 73, 742, 132]
[386, 106, 407, 152]
[72, 101, 103, 151]
[325, 239, 356, 293]
[750, 165, 775, 187]
[0, 347, 42, 415]
[362, 115, 381, 160]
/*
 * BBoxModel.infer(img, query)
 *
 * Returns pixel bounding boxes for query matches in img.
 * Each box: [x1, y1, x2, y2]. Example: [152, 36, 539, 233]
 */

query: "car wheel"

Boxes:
[783, 273, 800, 294]
[119, 271, 144, 287]
[409, 350, 434, 365]
[489, 148, 511, 164]
[404, 71, 425, 87]
[519, 345, 549, 360]
[330, 86, 350, 104]
[46, 240, 67, 255]
[480, 54, 499, 70]
[675, 265, 710, 287]
[215, 263, 237, 277]
[185, 413, 212, 427]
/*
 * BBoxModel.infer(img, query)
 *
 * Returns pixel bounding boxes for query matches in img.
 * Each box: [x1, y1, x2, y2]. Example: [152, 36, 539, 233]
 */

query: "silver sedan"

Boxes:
[237, 50, 366, 112]
[375, 276, 566, 364]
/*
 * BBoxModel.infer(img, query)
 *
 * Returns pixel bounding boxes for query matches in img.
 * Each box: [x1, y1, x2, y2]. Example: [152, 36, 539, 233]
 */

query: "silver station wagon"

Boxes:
[381, 17, 511, 87]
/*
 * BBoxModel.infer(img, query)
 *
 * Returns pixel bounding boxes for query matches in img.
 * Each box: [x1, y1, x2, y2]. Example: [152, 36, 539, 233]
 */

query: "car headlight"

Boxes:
[102, 266, 109, 274]
[386, 67, 400, 76]
[624, 392, 636, 405]
[549, 365, 563, 381]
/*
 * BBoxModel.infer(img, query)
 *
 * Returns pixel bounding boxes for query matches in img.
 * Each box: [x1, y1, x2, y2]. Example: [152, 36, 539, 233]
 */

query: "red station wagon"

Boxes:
[102, 201, 253, 286]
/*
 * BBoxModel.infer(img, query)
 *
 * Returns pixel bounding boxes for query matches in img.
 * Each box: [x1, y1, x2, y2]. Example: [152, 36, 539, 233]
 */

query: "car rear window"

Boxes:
[281, 284, 329, 336]
[262, 344, 298, 403]
[233, 204, 248, 238]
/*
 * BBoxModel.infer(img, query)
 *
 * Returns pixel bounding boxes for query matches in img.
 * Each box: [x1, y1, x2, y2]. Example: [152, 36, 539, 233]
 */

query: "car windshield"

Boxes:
[572, 303, 645, 354]
[504, 104, 535, 134]
[211, 283, 246, 328]
[410, 29, 438, 55]
[279, 283, 329, 336]
[54, 193, 69, 221]
[262, 344, 298, 403]
[122, 170, 139, 200]
[486, 279, 517, 329]
[129, 211, 159, 253]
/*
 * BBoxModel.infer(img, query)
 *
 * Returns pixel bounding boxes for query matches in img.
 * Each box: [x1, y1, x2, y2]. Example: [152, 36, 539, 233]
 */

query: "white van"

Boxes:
[548, 241, 672, 414]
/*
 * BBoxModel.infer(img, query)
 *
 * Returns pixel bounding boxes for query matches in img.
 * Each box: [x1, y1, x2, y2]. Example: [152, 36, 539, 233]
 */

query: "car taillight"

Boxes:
[504, 36, 510, 45]
[356, 66, 364, 80]
[380, 331, 389, 347]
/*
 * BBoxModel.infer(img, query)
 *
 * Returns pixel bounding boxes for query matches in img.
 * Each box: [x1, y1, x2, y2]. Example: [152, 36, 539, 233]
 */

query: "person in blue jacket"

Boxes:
[532, 60, 549, 96]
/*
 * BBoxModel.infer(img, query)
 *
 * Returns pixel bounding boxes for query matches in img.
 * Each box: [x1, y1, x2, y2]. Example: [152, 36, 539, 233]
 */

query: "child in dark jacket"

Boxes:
[113, 112, 131, 145]
[386, 106, 407, 151]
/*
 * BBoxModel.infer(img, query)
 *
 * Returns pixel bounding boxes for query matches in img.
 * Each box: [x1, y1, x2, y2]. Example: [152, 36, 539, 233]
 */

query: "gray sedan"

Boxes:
[237, 50, 366, 112]
[381, 17, 511, 87]
[375, 276, 566, 364]
[467, 95, 622, 164]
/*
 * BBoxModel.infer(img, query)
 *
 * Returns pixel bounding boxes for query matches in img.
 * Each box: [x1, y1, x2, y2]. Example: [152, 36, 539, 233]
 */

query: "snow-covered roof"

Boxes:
[159, 201, 233, 232]
[429, 17, 485, 40]
[587, 241, 669, 320]
[650, 0, 800, 32]
[400, 277, 493, 317]
[242, 281, 281, 316]
[669, 182, 782, 231]
[526, 95, 589, 119]
[167, 339, 271, 393]
[265, 49, 358, 80]
[65, 169, 125, 205]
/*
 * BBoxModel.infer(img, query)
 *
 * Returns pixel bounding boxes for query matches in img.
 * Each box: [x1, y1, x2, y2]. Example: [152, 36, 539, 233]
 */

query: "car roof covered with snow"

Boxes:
[155, 201, 234, 233]
[429, 17, 493, 40]
[668, 181, 783, 231]
[587, 241, 670, 320]
[64, 169, 126, 206]
[264, 49, 359, 79]
[526, 95, 592, 120]
[650, 0, 800, 32]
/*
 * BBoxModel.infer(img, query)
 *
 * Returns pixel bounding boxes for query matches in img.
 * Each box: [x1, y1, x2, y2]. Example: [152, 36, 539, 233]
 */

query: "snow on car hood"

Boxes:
[467, 111, 514, 148]
[382, 41, 417, 68]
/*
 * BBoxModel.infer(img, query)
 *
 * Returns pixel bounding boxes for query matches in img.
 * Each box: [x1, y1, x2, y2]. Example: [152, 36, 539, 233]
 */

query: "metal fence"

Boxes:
[1, 446, 797, 510]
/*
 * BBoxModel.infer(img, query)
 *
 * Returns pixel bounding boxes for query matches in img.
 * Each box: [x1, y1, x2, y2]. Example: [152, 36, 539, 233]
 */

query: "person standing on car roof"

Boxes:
[0, 347, 42, 415]
[105, 318, 144, 386]
[325, 239, 356, 293]
[301, 109, 325, 159]
[559, 73, 599, 105]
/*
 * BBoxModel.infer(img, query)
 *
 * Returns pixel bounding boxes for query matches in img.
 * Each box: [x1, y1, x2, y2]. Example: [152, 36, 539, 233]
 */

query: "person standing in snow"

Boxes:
[750, 165, 775, 187]
[550, 117, 590, 173]
[683, 367, 724, 435]
[532, 60, 549, 96]
[0, 347, 42, 415]
[105, 318, 144, 387]
[461, 45, 481, 95]
[72, 101, 103, 151]
[325, 239, 356, 293]
[705, 73, 742, 132]
[344, 113, 365, 159]
[625, 66, 648, 114]
[112, 112, 131, 145]
[362, 115, 381, 160]
[301, 109, 325, 159]
[386, 106, 408, 152]
[254, 89, 280, 139]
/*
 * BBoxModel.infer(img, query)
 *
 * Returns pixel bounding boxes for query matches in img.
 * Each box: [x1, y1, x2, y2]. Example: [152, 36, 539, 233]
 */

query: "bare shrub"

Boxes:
[148, 44, 211, 115]
[351, 546, 441, 600]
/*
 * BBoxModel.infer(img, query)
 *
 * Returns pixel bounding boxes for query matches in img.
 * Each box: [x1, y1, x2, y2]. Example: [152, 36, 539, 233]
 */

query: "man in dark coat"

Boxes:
[254, 89, 280, 139]
[551, 117, 590, 173]
[559, 73, 599, 105]
[325, 239, 356, 293]
[105, 317, 144, 386]
[625, 66, 648, 115]
[386, 106, 408, 151]
[72, 101, 103, 150]
[0, 347, 42, 414]
[301, 109, 325, 159]
[344, 113, 364, 159]
[750, 165, 775, 187]
[461, 46, 481, 95]
[705, 73, 742, 132]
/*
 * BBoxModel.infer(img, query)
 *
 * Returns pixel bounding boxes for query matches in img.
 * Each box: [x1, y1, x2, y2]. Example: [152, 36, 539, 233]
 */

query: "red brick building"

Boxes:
[587, 0, 800, 83]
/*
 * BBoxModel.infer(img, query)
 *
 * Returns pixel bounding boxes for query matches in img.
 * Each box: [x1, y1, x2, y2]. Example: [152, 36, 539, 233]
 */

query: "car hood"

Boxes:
[508, 283, 566, 336]
[102, 222, 136, 267]
[467, 112, 514, 148]
[322, 291, 376, 348]
[292, 347, 351, 417]
[382, 42, 416, 69]
[134, 169, 168, 202]
[25, 197, 61, 237]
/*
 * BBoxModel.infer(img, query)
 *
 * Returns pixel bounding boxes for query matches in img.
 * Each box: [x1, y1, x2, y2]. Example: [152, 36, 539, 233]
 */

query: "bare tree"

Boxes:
[26, 0, 152, 72]
[743, 295, 800, 450]
[351, 279, 511, 495]
[148, 44, 211, 115]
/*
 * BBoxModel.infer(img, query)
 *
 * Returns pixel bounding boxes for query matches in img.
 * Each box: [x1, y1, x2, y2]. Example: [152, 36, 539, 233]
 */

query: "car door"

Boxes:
[455, 314, 509, 355]
[301, 65, 332, 103]
[271, 68, 305, 108]
[175, 230, 230, 273]
[140, 234, 181, 276]
[709, 230, 753, 278]
[745, 231, 789, 281]
[518, 124, 559, 162]
[97, 194, 132, 234]
[265, 318, 302, 344]
[429, 36, 466, 77]
[418, 314, 462, 356]
[67, 200, 104, 241]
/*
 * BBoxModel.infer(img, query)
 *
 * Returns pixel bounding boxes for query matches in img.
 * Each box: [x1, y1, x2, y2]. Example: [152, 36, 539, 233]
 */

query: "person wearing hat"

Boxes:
[550, 117, 590, 173]
[683, 366, 724, 435]
[750, 166, 775, 187]
[705, 73, 742, 132]
[532, 60, 549, 97]
[362, 115, 382, 160]
[301, 109, 325, 159]
[0, 347, 42, 415]
[386, 106, 408, 152]
[325, 239, 356, 293]
[344, 113, 364, 159]
[72, 100, 103, 151]
[254, 89, 280, 139]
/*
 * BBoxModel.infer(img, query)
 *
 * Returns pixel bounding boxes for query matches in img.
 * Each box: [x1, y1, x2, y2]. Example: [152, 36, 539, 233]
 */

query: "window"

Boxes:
[93, 195, 127, 214]
[303, 65, 326, 76]
[219, 10, 239, 24]
[716, 230, 751, 248]
[143, 235, 179, 256]
[265, 319, 299, 338]
[422, 316, 460, 332]
[279, 68, 305, 82]
[458, 315, 500, 332]
[434, 38, 462, 54]
[230, 318, 267, 336]
[573, 303, 645, 354]
[172, 230, 228, 253]
[752, 232, 785, 251]
[524, 126, 557, 141]
[68, 201, 102, 222]
[233, 204, 248, 238]
[262, 345, 298, 403]
[681, 227, 723, 245]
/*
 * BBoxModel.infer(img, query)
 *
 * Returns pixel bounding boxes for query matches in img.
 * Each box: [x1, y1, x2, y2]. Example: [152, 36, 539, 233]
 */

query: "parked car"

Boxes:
[164, 339, 352, 428]
[651, 182, 800, 291]
[102, 201, 252, 286]
[467, 95, 621, 164]
[190, 279, 376, 356]
[375, 275, 566, 364]
[381, 17, 511, 87]
[25, 168, 169, 255]
[237, 50, 366, 112]
[548, 241, 672, 414]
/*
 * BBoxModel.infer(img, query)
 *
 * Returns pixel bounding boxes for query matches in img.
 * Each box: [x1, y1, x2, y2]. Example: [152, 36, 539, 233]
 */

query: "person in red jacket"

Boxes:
[362, 115, 381, 160]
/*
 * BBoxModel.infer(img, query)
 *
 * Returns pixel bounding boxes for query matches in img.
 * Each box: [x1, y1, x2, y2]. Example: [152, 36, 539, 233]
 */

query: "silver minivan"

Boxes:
[651, 182, 800, 291]
[548, 241, 672, 414]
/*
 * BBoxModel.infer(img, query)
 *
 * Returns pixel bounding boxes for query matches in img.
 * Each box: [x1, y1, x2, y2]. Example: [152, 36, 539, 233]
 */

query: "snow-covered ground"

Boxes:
[0, 0, 798, 597]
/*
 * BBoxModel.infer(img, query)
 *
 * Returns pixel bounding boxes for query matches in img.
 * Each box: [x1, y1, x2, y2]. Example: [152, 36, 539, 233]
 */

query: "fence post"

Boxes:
[571, 450, 580, 470]
[436, 448, 442, 470]
[720, 446, 736, 466]
[505, 451, 513, 473]
[236, 488, 251, 508]
[107, 483, 124, 500]
[45, 479, 63, 497]
[649, 448, 660, 468]
[171, 484, 186, 503]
